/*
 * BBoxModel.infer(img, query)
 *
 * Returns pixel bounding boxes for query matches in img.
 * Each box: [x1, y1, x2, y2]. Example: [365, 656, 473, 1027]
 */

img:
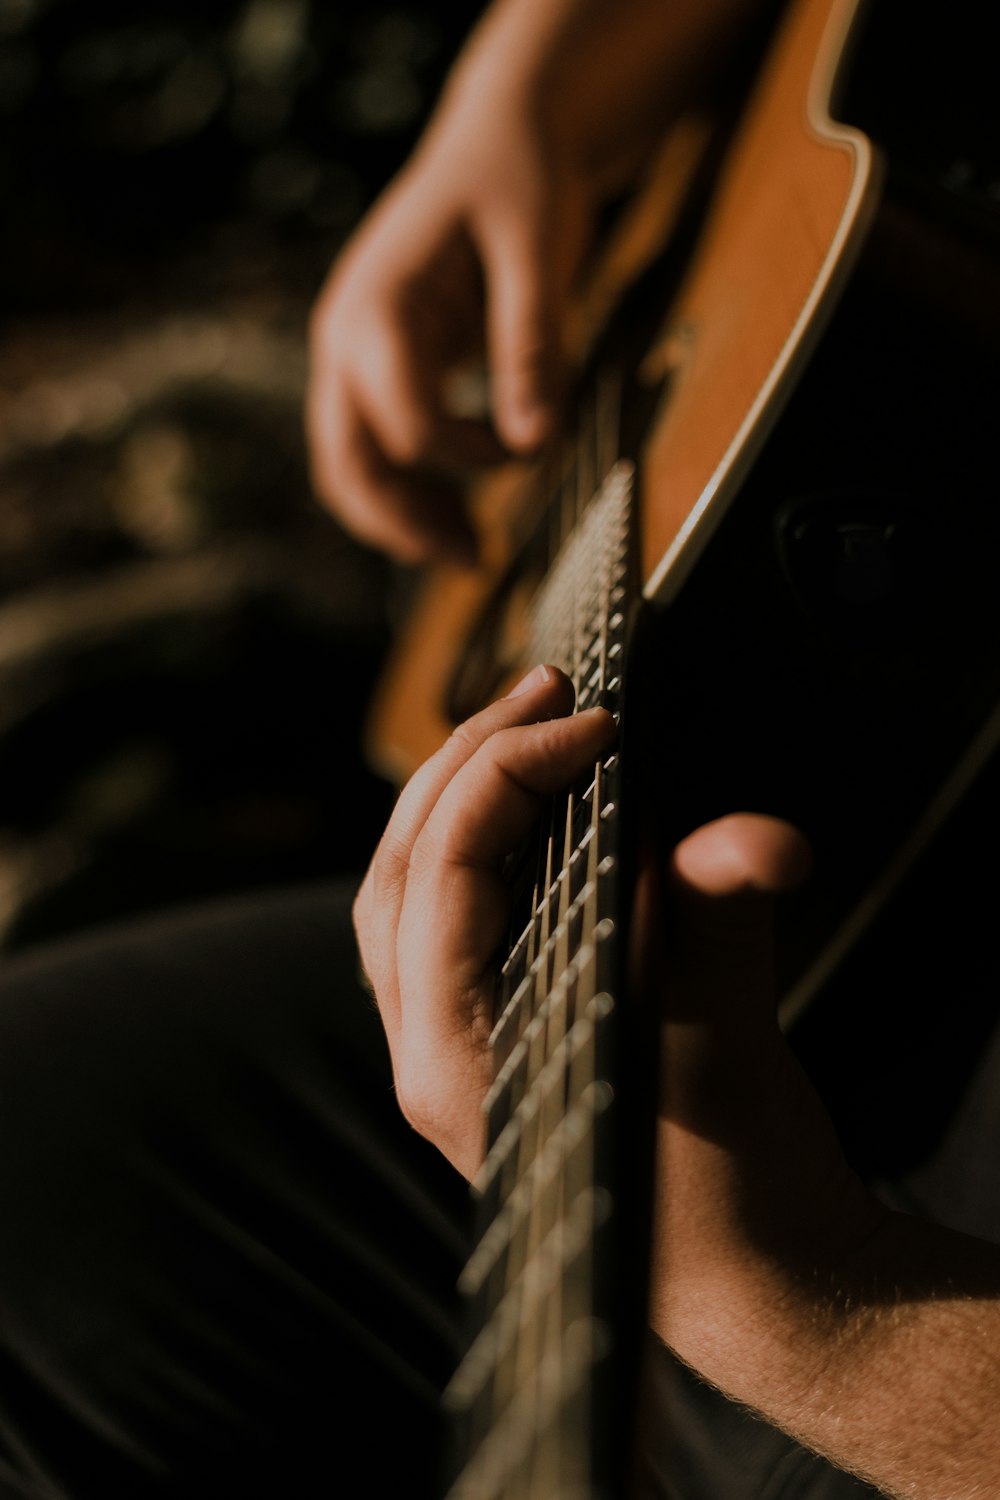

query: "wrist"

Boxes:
[650, 1034, 890, 1398]
[652, 1170, 891, 1429]
[439, 0, 770, 201]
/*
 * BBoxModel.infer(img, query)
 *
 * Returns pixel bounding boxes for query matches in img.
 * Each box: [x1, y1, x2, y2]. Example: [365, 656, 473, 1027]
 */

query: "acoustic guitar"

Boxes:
[365, 0, 1000, 1492]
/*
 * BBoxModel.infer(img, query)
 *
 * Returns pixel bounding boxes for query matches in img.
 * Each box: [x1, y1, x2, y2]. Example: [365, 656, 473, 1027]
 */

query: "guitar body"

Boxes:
[365, 0, 1000, 1493]
[367, 0, 877, 779]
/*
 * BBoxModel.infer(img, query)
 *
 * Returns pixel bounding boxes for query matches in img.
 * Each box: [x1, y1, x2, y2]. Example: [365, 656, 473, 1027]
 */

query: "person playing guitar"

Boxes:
[308, 0, 1000, 1495]
[1, 3, 997, 1499]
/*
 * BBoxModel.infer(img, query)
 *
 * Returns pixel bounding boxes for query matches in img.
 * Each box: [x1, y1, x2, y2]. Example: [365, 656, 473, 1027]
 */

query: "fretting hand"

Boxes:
[353, 665, 615, 1179]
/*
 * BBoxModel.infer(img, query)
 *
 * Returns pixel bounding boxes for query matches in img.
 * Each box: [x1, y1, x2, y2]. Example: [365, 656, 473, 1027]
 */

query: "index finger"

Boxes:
[353, 665, 575, 1039]
[307, 372, 479, 565]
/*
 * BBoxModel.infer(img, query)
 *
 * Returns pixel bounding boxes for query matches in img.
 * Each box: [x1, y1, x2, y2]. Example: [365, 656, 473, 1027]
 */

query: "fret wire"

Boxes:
[528, 471, 629, 674]
[572, 396, 591, 697]
[485, 462, 626, 1200]
[494, 1074, 575, 1434]
[488, 888, 596, 1099]
[551, 739, 617, 1492]
[460, 448, 633, 1500]
[496, 794, 569, 1474]
[482, 438, 599, 1470]
[530, 559, 598, 661]
[499, 393, 593, 1485]
[508, 794, 571, 1435]
[490, 794, 605, 1073]
[475, 1076, 598, 1347]
[527, 807, 554, 975]
[454, 1058, 614, 1494]
[500, 904, 538, 978]
[476, 991, 616, 1374]
[546, 1094, 569, 1500]
[554, 1074, 597, 1497]
[476, 966, 611, 1308]
[481, 933, 602, 1195]
[540, 543, 603, 638]
[448, 1156, 611, 1412]
[595, 480, 612, 703]
[552, 764, 604, 1480]
[524, 438, 569, 996]
[481, 1120, 571, 1479]
[466, 1011, 600, 1295]
[446, 1315, 601, 1500]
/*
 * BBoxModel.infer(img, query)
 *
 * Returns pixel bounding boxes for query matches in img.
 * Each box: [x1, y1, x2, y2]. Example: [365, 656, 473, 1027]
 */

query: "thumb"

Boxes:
[663, 813, 811, 1030]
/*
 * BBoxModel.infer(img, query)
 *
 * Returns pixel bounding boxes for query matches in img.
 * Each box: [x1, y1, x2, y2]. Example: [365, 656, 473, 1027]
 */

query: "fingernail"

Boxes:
[505, 663, 552, 699]
[580, 705, 618, 730]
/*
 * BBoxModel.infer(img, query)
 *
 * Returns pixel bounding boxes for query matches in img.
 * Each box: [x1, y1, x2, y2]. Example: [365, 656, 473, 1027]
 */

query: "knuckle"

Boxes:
[393, 1068, 442, 1139]
[383, 404, 436, 466]
[351, 899, 377, 985]
[308, 277, 355, 361]
[370, 829, 411, 907]
[446, 719, 486, 760]
[404, 823, 443, 889]
[497, 718, 558, 774]
[351, 880, 370, 940]
[307, 291, 333, 353]
[503, 327, 550, 374]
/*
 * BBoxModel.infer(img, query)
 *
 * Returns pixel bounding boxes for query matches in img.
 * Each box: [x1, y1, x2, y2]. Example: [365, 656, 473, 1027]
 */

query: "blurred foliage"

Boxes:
[0, 0, 482, 311]
[0, 0, 483, 949]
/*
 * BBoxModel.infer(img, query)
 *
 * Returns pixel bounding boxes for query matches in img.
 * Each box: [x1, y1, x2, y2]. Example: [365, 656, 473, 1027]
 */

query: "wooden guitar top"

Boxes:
[366, 0, 881, 784]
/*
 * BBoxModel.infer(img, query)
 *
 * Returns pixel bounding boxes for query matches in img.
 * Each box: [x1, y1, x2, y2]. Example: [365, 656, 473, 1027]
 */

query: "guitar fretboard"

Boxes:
[445, 458, 636, 1500]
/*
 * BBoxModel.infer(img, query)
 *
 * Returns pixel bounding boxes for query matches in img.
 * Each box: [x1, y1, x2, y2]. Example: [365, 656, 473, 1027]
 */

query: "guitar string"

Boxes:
[511, 405, 588, 1492]
[483, 391, 583, 1492]
[540, 379, 594, 1489]
[453, 365, 628, 1497]
[510, 371, 624, 1495]
[480, 411, 581, 1485]
[539, 366, 617, 1500]
[547, 381, 600, 1492]
[520, 370, 624, 1494]
[568, 365, 627, 1491]
[550, 367, 620, 1491]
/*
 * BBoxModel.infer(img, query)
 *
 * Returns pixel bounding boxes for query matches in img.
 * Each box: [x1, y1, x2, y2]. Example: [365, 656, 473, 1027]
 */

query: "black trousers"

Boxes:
[0, 883, 882, 1498]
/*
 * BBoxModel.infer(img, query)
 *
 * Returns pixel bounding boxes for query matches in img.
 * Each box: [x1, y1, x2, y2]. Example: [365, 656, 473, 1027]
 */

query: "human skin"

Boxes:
[354, 666, 1000, 1500]
[306, 0, 764, 564]
[316, 1, 1000, 1491]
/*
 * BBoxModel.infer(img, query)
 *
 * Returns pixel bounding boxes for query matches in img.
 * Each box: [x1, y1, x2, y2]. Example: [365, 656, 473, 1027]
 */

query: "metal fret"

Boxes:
[447, 1164, 613, 1412]
[445, 416, 633, 1500]
[447, 1318, 609, 1500]
[477, 986, 601, 1206]
[485, 912, 593, 1116]
[462, 1014, 611, 1300]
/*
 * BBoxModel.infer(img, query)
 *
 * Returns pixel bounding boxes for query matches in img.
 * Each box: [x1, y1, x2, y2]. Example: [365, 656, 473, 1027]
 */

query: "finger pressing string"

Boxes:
[353, 666, 577, 1045]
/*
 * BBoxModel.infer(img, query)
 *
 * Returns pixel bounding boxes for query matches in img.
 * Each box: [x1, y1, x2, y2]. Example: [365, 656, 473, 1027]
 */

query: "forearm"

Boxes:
[804, 1213, 1000, 1500]
[432, 0, 771, 197]
[651, 1041, 1000, 1500]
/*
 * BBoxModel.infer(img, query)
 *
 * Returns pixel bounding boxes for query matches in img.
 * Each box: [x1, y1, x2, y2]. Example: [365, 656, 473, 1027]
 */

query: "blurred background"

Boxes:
[0, 0, 481, 951]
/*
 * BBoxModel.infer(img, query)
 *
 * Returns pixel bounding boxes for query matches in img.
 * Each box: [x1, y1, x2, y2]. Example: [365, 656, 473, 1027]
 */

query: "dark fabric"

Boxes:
[635, 1335, 886, 1500]
[0, 880, 900, 1498]
[0, 882, 471, 1499]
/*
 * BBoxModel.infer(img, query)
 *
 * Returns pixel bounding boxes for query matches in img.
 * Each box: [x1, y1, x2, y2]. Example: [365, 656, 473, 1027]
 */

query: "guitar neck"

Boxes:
[443, 456, 642, 1499]
[362, 3, 889, 1492]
